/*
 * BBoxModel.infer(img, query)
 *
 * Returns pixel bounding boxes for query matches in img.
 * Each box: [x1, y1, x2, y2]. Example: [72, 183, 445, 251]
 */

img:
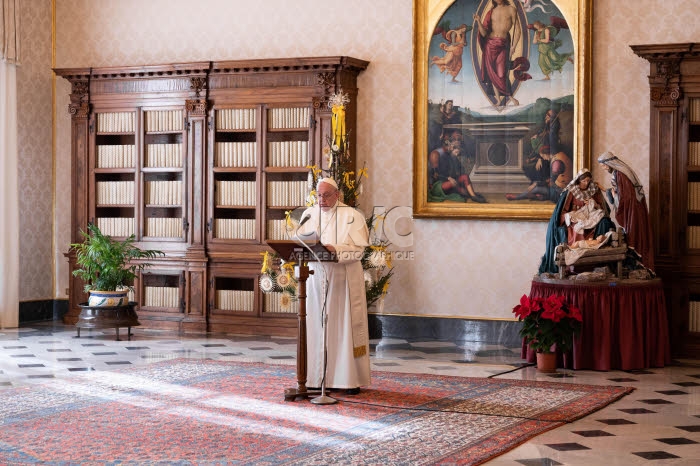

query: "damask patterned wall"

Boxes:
[591, 0, 700, 188]
[17, 0, 52, 301]
[39, 0, 698, 319]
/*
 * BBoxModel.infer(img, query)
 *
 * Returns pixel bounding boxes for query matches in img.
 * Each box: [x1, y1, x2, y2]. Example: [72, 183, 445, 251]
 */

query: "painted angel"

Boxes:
[529, 17, 574, 80]
[431, 22, 472, 82]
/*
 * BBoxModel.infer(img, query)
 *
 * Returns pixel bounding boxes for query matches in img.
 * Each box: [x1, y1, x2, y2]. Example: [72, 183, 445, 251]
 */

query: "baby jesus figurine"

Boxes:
[571, 233, 611, 250]
[564, 231, 615, 266]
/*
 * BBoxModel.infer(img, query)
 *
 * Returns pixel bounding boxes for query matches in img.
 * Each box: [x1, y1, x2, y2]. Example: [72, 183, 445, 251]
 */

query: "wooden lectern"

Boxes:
[265, 240, 336, 401]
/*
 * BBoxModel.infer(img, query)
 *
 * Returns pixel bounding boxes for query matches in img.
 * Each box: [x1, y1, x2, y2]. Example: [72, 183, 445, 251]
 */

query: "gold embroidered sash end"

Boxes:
[353, 345, 367, 358]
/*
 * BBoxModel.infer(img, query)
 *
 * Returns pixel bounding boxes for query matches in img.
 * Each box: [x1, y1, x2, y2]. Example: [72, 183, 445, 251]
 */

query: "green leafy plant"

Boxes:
[362, 212, 394, 307]
[71, 223, 164, 292]
[513, 294, 583, 353]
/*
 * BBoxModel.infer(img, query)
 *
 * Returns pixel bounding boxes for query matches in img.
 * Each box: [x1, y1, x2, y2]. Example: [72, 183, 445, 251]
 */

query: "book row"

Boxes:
[216, 108, 257, 130]
[267, 219, 292, 240]
[690, 98, 700, 122]
[143, 286, 180, 308]
[267, 107, 310, 129]
[214, 218, 256, 240]
[688, 226, 700, 249]
[267, 180, 308, 207]
[97, 145, 136, 168]
[97, 112, 135, 133]
[96, 181, 135, 205]
[96, 217, 135, 237]
[689, 142, 700, 167]
[92, 217, 301, 241]
[268, 141, 309, 167]
[145, 180, 183, 205]
[145, 110, 183, 133]
[145, 144, 183, 168]
[213, 140, 310, 168]
[145, 217, 183, 238]
[215, 180, 257, 207]
[96, 106, 311, 134]
[689, 183, 700, 211]
[94, 143, 192, 169]
[264, 292, 298, 314]
[215, 142, 257, 168]
[215, 290, 255, 312]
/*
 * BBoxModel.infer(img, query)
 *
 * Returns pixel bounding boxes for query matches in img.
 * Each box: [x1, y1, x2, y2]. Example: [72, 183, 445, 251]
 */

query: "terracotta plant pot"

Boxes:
[536, 351, 557, 373]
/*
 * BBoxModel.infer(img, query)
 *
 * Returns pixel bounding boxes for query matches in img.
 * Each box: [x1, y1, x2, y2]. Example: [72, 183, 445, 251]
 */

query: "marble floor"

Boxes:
[1, 321, 699, 465]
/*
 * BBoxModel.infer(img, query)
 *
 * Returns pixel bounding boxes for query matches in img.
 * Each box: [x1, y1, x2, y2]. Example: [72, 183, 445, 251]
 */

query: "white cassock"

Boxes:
[297, 201, 371, 389]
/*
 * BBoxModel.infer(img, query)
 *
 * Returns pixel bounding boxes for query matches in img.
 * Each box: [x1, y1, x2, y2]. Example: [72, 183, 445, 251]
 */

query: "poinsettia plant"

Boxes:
[513, 294, 583, 353]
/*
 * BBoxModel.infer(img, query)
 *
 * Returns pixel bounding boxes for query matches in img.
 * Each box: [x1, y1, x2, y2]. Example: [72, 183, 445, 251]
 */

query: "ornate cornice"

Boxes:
[87, 62, 210, 80]
[630, 43, 700, 61]
[317, 72, 335, 93]
[631, 45, 690, 107]
[314, 72, 337, 108]
[190, 77, 207, 98]
[651, 59, 681, 82]
[210, 56, 369, 75]
[72, 80, 89, 96]
[54, 57, 370, 116]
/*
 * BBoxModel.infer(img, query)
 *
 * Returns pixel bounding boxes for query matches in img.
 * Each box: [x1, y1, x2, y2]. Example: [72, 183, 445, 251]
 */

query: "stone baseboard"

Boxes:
[368, 314, 521, 347]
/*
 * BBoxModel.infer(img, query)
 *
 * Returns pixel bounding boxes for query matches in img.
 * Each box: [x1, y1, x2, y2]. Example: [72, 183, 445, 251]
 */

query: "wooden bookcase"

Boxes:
[632, 43, 700, 357]
[56, 57, 369, 335]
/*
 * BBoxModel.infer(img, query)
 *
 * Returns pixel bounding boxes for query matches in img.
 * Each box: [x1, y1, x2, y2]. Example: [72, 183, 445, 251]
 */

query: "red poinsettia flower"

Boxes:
[542, 295, 567, 322]
[568, 304, 583, 322]
[512, 294, 534, 320]
[513, 293, 583, 354]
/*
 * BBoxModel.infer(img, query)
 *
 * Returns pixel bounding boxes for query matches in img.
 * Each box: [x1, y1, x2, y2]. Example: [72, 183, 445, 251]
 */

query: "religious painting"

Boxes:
[413, 0, 591, 220]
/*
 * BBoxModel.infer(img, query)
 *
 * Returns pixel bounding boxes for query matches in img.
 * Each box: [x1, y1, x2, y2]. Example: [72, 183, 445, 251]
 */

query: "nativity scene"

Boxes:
[536, 153, 655, 282]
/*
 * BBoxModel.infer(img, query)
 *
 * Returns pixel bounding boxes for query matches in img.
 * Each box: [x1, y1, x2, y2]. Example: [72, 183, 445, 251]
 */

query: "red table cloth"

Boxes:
[521, 278, 671, 371]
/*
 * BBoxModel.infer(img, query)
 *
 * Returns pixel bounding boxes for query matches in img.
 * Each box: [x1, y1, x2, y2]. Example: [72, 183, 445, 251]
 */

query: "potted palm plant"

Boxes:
[71, 223, 164, 307]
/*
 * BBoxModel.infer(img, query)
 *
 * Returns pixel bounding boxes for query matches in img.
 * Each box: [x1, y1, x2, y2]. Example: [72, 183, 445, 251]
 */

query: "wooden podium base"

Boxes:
[266, 240, 336, 402]
[285, 260, 312, 401]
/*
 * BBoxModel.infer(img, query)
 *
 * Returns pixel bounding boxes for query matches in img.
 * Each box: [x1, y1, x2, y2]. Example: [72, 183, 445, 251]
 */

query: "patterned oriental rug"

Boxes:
[0, 359, 632, 465]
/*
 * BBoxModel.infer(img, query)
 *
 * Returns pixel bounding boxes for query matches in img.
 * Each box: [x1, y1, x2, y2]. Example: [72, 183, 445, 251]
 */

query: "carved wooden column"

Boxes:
[67, 76, 91, 245]
[185, 95, 207, 251]
[182, 76, 209, 332]
[632, 45, 684, 263]
[631, 43, 692, 357]
[56, 70, 92, 324]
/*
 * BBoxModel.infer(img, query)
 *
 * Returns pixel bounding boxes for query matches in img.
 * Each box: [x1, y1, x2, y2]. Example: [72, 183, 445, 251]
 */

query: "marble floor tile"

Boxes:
[0, 322, 698, 464]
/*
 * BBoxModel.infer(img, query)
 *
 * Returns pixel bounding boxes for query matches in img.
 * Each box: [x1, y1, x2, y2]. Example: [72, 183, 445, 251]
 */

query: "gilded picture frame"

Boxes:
[413, 0, 591, 220]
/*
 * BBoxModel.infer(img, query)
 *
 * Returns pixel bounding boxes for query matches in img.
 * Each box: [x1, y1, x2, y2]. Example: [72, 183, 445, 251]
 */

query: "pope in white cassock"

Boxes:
[296, 177, 371, 393]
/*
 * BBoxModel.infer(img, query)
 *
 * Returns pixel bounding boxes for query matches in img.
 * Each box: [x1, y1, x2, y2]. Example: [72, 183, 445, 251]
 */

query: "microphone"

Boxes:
[298, 214, 311, 228]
